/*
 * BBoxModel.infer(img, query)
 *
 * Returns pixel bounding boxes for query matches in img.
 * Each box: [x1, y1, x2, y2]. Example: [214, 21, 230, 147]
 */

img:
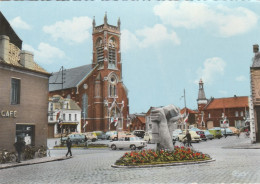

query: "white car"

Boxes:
[108, 137, 147, 150]
[172, 129, 183, 141]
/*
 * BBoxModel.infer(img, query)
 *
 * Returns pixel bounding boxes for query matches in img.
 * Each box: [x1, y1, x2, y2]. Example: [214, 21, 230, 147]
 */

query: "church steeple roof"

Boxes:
[197, 79, 207, 102]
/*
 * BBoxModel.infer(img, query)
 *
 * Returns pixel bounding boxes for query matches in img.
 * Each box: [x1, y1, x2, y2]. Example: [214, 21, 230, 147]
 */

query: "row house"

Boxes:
[203, 96, 249, 129]
[48, 95, 81, 138]
[0, 12, 50, 151]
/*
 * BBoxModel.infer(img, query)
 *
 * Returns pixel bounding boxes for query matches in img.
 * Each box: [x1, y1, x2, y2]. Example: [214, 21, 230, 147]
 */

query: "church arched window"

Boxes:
[108, 74, 118, 97]
[96, 37, 104, 64]
[82, 93, 88, 119]
[108, 37, 117, 68]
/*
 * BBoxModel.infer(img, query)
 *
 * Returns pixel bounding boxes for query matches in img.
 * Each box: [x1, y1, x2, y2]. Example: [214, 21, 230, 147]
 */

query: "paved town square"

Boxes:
[1, 134, 260, 184]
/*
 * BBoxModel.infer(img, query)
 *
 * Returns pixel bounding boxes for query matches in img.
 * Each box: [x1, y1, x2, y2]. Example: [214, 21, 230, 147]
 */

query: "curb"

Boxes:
[0, 156, 71, 170]
[111, 158, 215, 168]
[222, 146, 260, 149]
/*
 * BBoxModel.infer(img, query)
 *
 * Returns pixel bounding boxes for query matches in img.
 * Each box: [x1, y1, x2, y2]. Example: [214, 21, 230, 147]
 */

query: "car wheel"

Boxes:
[111, 144, 117, 150]
[92, 138, 96, 142]
[130, 145, 136, 150]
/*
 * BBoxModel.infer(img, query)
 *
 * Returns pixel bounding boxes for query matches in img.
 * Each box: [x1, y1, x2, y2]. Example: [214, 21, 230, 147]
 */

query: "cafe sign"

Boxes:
[1, 110, 17, 118]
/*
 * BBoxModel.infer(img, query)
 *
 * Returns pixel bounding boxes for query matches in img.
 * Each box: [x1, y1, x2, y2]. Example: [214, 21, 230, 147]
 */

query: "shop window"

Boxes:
[16, 125, 35, 146]
[11, 78, 20, 105]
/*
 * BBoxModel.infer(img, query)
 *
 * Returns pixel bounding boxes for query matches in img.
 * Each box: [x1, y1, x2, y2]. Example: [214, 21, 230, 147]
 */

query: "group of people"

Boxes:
[13, 137, 72, 163]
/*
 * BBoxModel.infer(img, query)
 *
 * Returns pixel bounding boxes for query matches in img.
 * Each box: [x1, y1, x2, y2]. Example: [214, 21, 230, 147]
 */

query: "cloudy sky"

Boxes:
[1, 1, 259, 113]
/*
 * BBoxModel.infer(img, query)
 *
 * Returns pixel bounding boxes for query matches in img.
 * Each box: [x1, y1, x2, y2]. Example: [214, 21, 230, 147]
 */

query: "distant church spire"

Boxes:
[104, 12, 108, 25]
[92, 16, 96, 28]
[117, 17, 121, 30]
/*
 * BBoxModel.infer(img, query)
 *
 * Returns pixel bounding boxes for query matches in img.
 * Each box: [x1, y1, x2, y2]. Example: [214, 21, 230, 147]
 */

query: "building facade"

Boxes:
[250, 44, 260, 143]
[0, 12, 50, 151]
[48, 95, 81, 138]
[49, 14, 129, 133]
[202, 96, 249, 129]
[129, 113, 146, 132]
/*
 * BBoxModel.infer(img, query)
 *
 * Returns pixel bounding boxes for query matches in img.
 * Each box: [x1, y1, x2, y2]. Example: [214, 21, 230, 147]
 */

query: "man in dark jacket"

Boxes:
[183, 130, 192, 147]
[14, 138, 25, 163]
[66, 137, 72, 157]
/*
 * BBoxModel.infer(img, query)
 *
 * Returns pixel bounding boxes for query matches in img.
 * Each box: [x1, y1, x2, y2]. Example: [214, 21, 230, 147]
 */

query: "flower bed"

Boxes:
[115, 146, 211, 166]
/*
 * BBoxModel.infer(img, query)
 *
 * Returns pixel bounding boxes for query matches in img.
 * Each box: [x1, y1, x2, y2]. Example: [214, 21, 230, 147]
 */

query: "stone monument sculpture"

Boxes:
[151, 104, 182, 151]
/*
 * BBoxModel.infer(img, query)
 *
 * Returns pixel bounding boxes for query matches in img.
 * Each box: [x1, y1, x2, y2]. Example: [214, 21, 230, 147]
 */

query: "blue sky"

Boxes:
[1, 1, 259, 114]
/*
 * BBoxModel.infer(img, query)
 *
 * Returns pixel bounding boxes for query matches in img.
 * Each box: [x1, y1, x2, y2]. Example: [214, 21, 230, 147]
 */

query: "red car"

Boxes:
[196, 131, 207, 141]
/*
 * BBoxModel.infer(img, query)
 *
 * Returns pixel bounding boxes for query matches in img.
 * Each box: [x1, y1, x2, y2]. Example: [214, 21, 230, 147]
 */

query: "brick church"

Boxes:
[49, 14, 129, 132]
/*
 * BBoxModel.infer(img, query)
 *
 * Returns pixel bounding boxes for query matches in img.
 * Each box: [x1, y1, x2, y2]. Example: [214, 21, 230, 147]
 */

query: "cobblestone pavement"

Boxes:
[1, 133, 260, 184]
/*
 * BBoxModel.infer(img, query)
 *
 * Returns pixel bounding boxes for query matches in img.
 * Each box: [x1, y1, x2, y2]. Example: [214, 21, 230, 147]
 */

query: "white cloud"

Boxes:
[136, 24, 180, 48]
[195, 57, 226, 84]
[43, 17, 92, 43]
[154, 2, 258, 37]
[121, 24, 180, 52]
[236, 75, 247, 82]
[10, 17, 31, 30]
[23, 43, 65, 64]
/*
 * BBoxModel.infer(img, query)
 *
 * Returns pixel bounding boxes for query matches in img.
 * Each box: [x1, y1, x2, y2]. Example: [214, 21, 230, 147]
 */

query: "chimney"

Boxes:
[253, 44, 259, 54]
[0, 35, 10, 63]
[20, 50, 34, 69]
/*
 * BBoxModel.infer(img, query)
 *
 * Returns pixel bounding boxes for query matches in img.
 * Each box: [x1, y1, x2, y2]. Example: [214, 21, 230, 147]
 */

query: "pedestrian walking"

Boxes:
[13, 138, 25, 163]
[237, 130, 240, 138]
[224, 129, 227, 138]
[66, 137, 72, 157]
[183, 130, 192, 147]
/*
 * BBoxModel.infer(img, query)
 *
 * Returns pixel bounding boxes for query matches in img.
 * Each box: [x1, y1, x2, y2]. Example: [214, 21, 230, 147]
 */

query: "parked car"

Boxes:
[172, 129, 183, 141]
[61, 133, 87, 144]
[196, 130, 207, 141]
[209, 127, 222, 139]
[228, 127, 239, 135]
[132, 130, 145, 138]
[82, 132, 97, 142]
[178, 130, 201, 143]
[221, 128, 233, 136]
[143, 132, 152, 143]
[108, 136, 147, 150]
[105, 131, 117, 140]
[203, 130, 214, 140]
[93, 131, 106, 140]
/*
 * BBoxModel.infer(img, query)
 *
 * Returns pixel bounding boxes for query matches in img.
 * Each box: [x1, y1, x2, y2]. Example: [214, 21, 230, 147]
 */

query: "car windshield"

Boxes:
[130, 137, 141, 141]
